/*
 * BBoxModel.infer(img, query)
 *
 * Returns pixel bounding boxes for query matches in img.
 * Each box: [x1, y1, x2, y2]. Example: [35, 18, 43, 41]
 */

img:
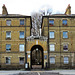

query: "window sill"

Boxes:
[63, 38, 68, 39]
[19, 63, 24, 65]
[19, 38, 25, 40]
[49, 38, 55, 39]
[6, 38, 11, 40]
[6, 25, 11, 26]
[19, 51, 24, 52]
[63, 50, 68, 51]
[50, 63, 55, 64]
[49, 24, 54, 26]
[62, 24, 67, 26]
[64, 63, 69, 64]
[20, 25, 25, 26]
[6, 63, 11, 65]
[6, 51, 11, 52]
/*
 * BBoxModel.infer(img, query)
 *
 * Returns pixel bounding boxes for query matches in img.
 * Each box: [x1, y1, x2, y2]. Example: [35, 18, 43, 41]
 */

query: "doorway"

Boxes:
[31, 45, 44, 69]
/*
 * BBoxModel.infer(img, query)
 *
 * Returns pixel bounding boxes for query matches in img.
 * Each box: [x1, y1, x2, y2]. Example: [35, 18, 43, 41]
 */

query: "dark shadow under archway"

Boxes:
[31, 45, 44, 69]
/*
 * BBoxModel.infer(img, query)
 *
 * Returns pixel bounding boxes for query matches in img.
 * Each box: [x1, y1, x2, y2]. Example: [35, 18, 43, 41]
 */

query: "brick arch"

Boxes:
[30, 45, 44, 69]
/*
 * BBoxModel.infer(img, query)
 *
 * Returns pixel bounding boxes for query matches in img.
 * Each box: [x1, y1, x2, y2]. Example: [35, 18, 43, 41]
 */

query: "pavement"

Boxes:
[0, 70, 75, 75]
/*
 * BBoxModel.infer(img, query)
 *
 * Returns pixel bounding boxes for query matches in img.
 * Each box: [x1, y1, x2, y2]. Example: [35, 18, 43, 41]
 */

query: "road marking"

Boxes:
[37, 72, 40, 75]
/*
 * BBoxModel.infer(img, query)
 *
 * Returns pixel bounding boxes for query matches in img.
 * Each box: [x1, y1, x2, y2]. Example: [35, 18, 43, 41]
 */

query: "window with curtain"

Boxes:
[6, 31, 11, 38]
[19, 57, 24, 64]
[6, 44, 11, 51]
[6, 57, 11, 64]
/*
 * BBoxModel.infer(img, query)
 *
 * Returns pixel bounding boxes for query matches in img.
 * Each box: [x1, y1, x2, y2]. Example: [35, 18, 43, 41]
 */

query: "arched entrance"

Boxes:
[31, 45, 44, 69]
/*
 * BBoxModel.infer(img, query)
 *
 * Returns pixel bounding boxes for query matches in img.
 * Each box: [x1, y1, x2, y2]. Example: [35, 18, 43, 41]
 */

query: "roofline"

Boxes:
[0, 16, 31, 18]
[43, 15, 75, 18]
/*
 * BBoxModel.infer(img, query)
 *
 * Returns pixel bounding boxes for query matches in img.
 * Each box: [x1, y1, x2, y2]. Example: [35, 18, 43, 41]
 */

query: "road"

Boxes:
[0, 70, 75, 75]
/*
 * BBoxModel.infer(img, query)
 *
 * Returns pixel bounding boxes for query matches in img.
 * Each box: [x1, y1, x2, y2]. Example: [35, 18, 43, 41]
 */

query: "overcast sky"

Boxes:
[0, 0, 74, 15]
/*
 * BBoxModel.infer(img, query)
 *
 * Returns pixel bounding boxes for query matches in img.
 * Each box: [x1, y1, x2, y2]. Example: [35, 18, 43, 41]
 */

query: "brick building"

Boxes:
[0, 4, 75, 69]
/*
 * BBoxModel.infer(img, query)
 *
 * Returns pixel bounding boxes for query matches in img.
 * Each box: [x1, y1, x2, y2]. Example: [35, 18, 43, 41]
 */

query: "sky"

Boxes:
[0, 0, 74, 15]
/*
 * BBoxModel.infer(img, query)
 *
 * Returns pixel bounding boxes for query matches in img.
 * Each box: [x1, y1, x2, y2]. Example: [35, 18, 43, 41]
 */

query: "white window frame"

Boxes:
[19, 57, 24, 64]
[6, 57, 11, 64]
[6, 20, 11, 26]
[50, 44, 55, 51]
[19, 44, 24, 52]
[63, 44, 68, 51]
[63, 31, 68, 38]
[20, 19, 24, 25]
[49, 31, 54, 38]
[19, 31, 24, 39]
[6, 44, 11, 52]
[6, 31, 11, 38]
[64, 57, 69, 64]
[50, 57, 55, 64]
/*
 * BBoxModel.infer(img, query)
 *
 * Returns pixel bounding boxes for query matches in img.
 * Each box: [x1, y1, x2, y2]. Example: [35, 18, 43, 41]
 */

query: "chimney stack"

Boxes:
[65, 4, 71, 15]
[2, 4, 8, 15]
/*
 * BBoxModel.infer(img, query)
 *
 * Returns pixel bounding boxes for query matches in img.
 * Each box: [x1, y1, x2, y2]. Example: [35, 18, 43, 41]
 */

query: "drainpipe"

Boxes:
[48, 17, 50, 68]
[25, 18, 27, 64]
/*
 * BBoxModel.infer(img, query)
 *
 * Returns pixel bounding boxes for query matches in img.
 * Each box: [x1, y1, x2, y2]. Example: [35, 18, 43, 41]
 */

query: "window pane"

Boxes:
[64, 57, 69, 64]
[20, 19, 24, 25]
[63, 44, 68, 50]
[20, 31, 24, 38]
[63, 31, 68, 38]
[49, 20, 54, 25]
[6, 57, 11, 64]
[19, 57, 24, 64]
[6, 20, 11, 26]
[6, 44, 11, 51]
[50, 44, 55, 51]
[50, 57, 55, 64]
[62, 20, 67, 25]
[6, 31, 11, 38]
[19, 44, 24, 51]
[49, 31, 54, 38]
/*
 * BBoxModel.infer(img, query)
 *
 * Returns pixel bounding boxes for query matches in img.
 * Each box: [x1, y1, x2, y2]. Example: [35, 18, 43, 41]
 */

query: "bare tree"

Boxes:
[31, 5, 52, 36]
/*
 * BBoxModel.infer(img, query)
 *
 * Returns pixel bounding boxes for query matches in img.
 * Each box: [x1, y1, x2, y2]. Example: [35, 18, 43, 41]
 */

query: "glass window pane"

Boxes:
[19, 57, 24, 64]
[20, 31, 24, 38]
[6, 20, 11, 26]
[64, 57, 69, 64]
[50, 44, 55, 51]
[63, 44, 68, 50]
[6, 57, 11, 64]
[20, 19, 24, 25]
[49, 31, 54, 38]
[50, 57, 55, 64]
[19, 44, 24, 52]
[6, 31, 11, 38]
[62, 20, 67, 25]
[63, 31, 68, 38]
[6, 44, 11, 51]
[49, 20, 54, 25]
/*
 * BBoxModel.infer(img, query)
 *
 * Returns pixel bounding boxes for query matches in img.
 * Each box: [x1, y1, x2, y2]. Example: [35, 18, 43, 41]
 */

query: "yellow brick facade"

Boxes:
[0, 4, 75, 70]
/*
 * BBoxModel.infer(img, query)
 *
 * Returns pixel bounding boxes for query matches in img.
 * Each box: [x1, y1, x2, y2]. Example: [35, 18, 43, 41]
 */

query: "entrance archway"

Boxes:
[31, 45, 44, 69]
